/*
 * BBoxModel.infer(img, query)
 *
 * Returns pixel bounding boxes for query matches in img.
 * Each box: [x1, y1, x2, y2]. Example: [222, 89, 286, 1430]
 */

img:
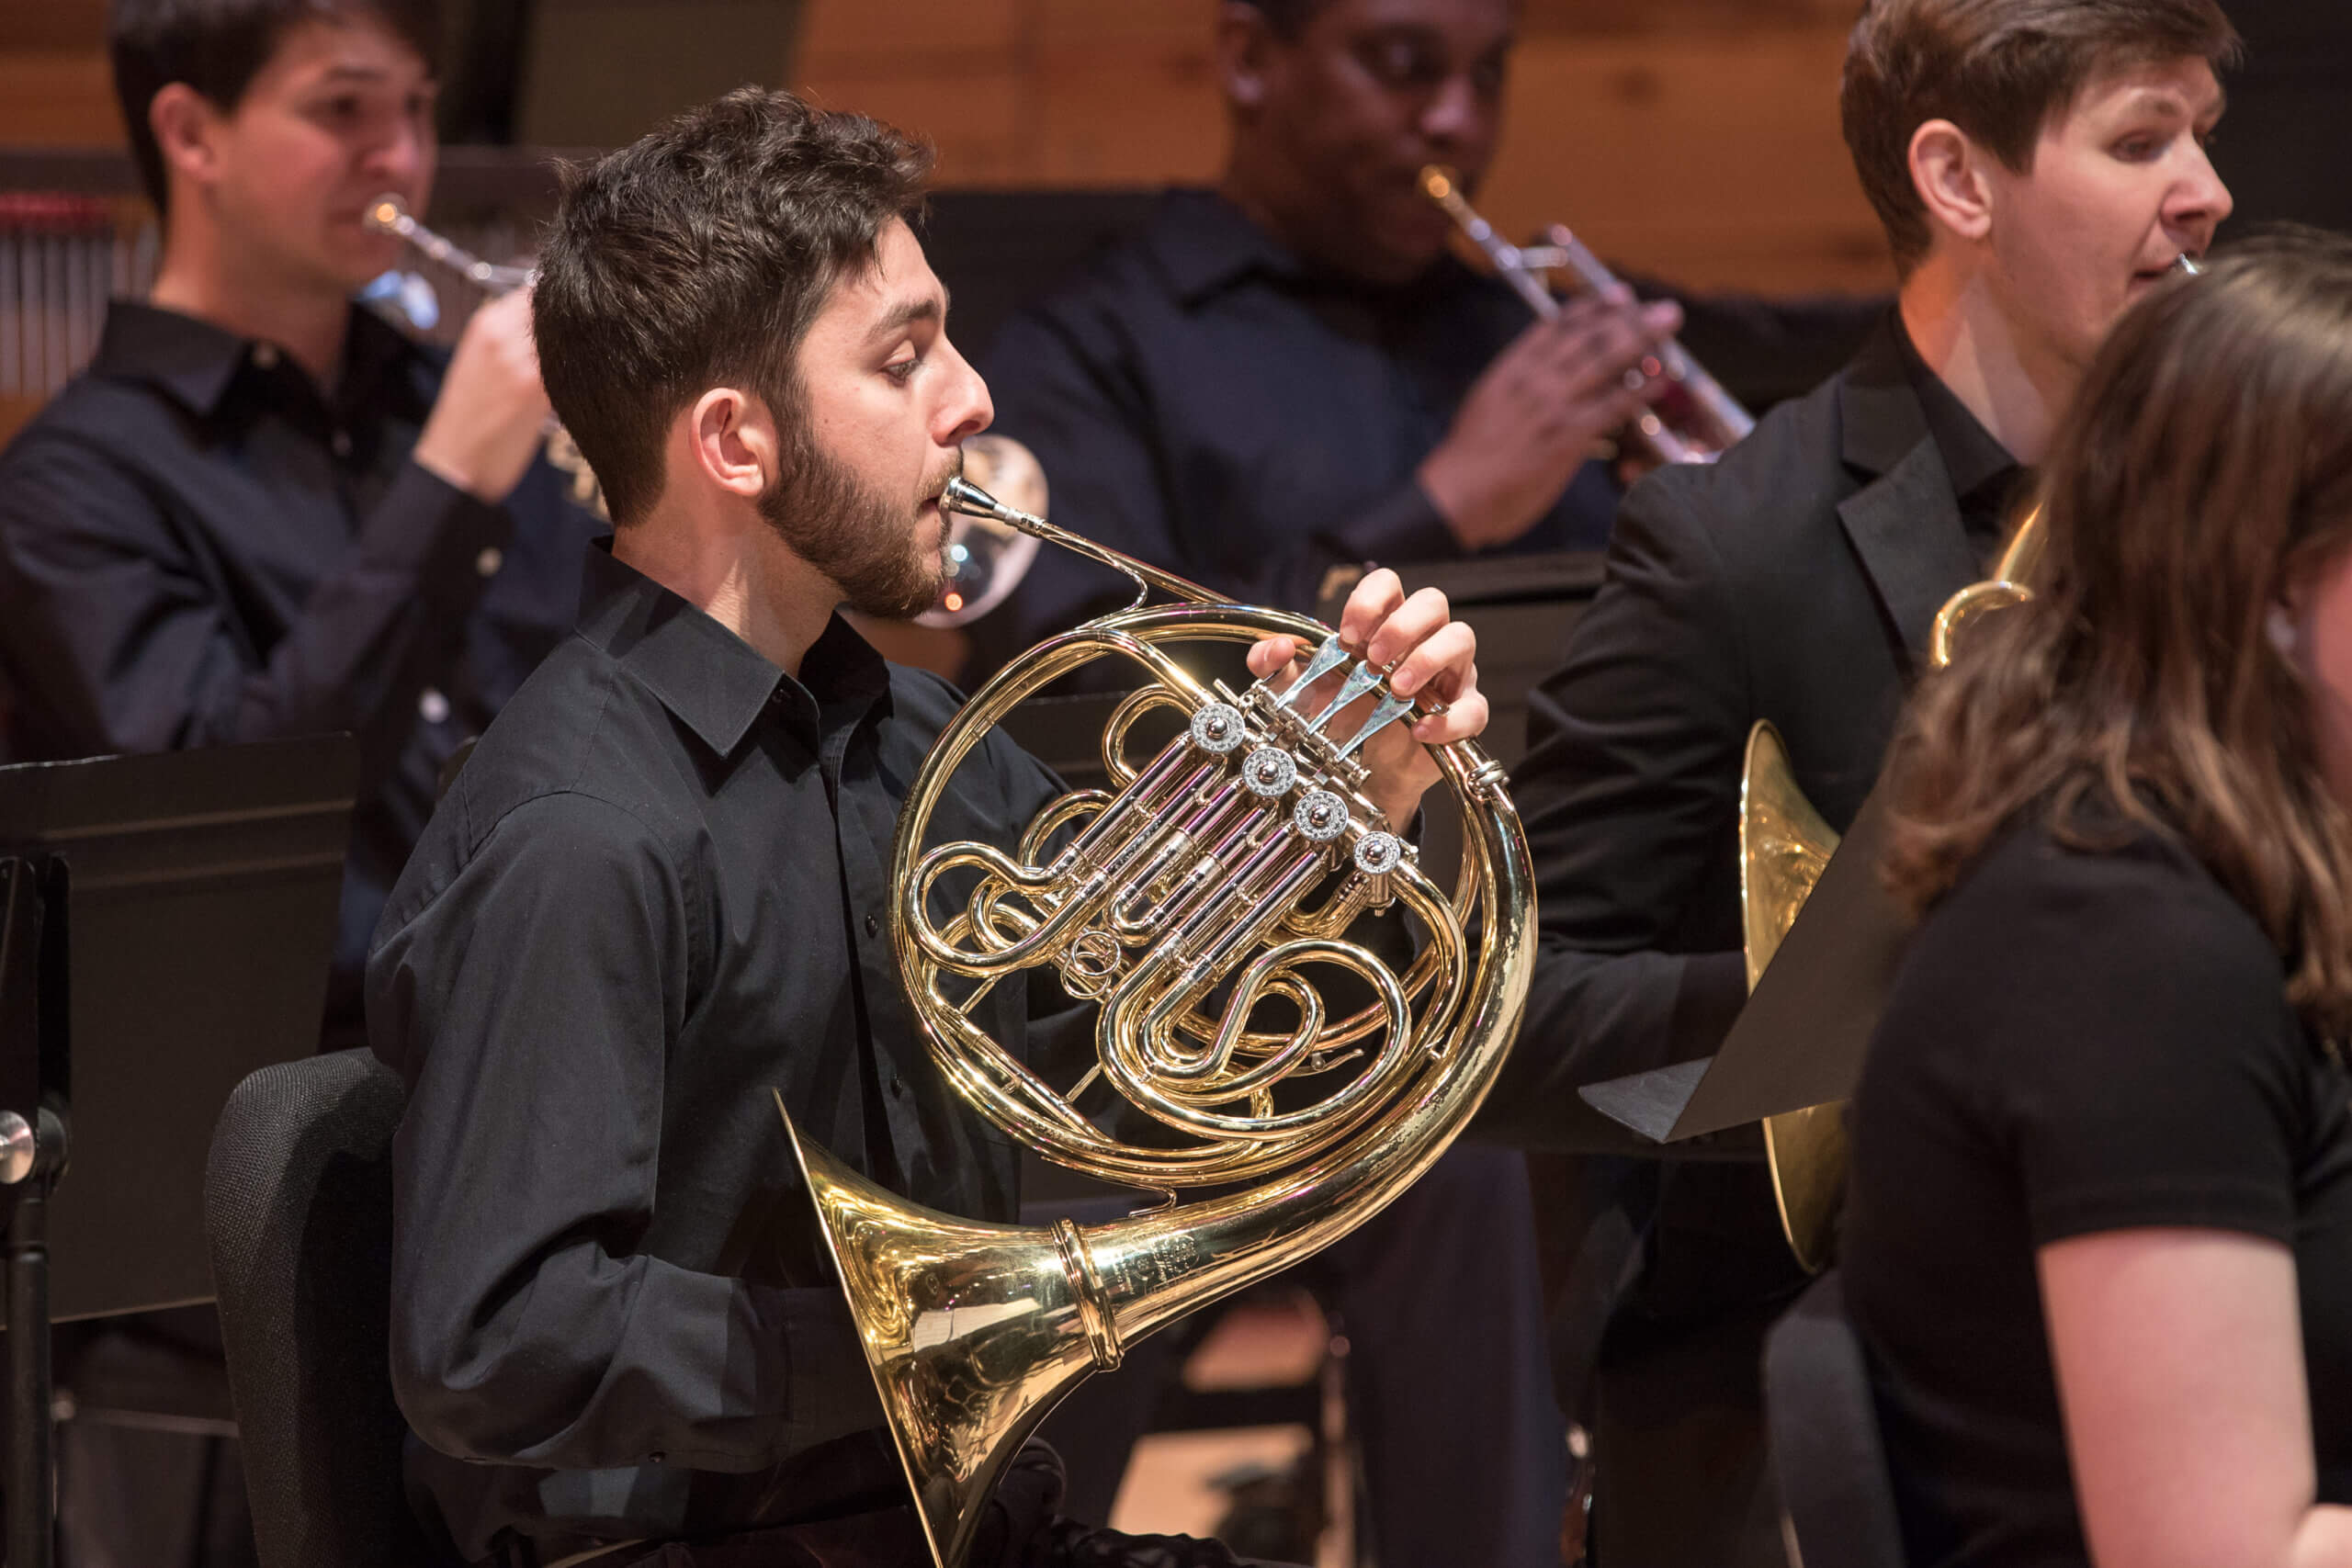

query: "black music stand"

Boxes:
[0, 736, 356, 1568]
[1577, 784, 1914, 1146]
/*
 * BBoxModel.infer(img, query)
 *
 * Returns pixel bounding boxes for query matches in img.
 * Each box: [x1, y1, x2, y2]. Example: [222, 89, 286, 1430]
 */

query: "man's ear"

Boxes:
[1909, 118, 1996, 247]
[686, 386, 775, 503]
[1216, 2, 1279, 113]
[148, 83, 223, 197]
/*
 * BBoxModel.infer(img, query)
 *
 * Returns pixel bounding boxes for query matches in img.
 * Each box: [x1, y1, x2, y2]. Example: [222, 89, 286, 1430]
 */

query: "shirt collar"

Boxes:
[574, 543, 891, 759]
[1144, 186, 1493, 321]
[1888, 310, 2020, 507]
[1145, 188, 1308, 305]
[88, 298, 429, 420]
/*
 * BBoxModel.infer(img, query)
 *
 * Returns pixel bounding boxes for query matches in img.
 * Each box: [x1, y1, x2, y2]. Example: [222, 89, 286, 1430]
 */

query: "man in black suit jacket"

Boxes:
[1484, 1, 2241, 1562]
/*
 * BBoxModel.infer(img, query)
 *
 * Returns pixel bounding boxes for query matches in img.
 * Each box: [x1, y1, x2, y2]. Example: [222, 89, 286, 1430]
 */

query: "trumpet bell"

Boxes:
[1739, 721, 1844, 1273]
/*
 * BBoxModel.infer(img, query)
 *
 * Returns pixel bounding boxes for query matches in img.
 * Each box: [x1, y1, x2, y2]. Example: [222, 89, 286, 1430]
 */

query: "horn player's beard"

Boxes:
[758, 433, 961, 622]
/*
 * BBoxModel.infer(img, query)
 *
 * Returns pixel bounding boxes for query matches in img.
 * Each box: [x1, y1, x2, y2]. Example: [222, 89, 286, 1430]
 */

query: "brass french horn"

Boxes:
[1744, 508, 2049, 1271]
[780, 476, 1533, 1568]
[1746, 253, 2206, 1269]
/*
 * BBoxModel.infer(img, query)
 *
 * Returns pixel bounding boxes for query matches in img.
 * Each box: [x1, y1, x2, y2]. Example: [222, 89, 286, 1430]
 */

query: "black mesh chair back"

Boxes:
[1762, 1270, 1908, 1568]
[204, 1047, 450, 1568]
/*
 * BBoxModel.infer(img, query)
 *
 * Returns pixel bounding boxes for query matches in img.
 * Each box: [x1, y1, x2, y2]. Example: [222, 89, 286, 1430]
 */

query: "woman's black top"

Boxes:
[1843, 812, 2352, 1568]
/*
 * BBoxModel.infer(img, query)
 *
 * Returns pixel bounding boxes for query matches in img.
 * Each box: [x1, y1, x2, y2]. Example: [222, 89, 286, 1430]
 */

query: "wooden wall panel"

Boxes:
[0, 52, 121, 147]
[0, 0, 108, 54]
[1478, 28, 1890, 293]
[0, 0, 1898, 294]
[794, 0, 1894, 295]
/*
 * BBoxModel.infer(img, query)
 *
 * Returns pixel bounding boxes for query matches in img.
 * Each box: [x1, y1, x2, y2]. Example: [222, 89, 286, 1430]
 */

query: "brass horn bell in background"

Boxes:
[782, 475, 1535, 1568]
[1738, 506, 2050, 1271]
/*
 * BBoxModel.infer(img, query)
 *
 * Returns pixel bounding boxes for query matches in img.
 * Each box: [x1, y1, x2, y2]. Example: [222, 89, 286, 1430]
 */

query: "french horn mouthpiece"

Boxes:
[940, 474, 1027, 526]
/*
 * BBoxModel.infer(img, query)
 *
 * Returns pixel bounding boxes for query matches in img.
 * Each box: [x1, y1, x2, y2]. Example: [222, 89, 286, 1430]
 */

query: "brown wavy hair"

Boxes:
[1883, 230, 2352, 1039]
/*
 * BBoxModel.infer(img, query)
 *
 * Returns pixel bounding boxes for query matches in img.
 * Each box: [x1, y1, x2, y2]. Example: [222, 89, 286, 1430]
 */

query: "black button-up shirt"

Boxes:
[977, 188, 1623, 658]
[0, 300, 605, 1040]
[1893, 311, 2026, 557]
[367, 546, 1084, 1561]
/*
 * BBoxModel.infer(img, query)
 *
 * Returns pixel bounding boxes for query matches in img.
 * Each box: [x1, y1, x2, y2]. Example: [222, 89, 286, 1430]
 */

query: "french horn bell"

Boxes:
[780, 475, 1534, 1568]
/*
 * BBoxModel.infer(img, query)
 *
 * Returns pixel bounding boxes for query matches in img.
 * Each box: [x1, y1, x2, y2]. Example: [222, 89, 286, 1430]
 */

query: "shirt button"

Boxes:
[864, 914, 880, 938]
[888, 1078, 907, 1101]
[418, 687, 450, 725]
[475, 546, 503, 578]
[330, 429, 353, 458]
[251, 343, 278, 370]
[648, 1450, 665, 1466]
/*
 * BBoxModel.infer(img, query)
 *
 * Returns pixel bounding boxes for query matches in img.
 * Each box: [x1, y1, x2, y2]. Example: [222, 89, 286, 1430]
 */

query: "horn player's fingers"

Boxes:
[1385, 615, 1474, 700]
[1362, 586, 1453, 679]
[1412, 680, 1487, 747]
[1338, 568, 1408, 652]
[1247, 634, 1300, 681]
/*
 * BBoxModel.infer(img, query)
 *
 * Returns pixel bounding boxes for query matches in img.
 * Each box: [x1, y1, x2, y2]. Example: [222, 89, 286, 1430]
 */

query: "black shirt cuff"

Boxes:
[1668, 950, 1751, 1066]
[367, 460, 517, 615]
[1319, 479, 1461, 571]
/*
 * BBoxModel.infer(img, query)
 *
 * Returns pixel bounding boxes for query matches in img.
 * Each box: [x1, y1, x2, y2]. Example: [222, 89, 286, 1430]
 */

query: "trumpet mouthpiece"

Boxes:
[2175, 252, 2204, 277]
[366, 194, 412, 236]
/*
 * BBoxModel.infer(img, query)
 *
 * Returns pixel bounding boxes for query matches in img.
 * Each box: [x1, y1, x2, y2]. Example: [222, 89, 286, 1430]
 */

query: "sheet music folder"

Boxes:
[1577, 783, 1915, 1145]
[0, 735, 355, 1324]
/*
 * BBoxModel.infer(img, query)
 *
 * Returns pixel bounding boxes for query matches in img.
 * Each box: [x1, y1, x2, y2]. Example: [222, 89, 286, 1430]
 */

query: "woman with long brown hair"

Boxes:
[1842, 230, 2352, 1568]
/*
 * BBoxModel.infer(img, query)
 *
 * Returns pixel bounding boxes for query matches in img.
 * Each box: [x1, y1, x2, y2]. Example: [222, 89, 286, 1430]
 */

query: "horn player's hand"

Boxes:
[1247, 568, 1487, 831]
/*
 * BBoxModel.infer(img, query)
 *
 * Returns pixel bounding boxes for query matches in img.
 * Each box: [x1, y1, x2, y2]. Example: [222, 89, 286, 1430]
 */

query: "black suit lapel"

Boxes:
[1833, 325, 1985, 669]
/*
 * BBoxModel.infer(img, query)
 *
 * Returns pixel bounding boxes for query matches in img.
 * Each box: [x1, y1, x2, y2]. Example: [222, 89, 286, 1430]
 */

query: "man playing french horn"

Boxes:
[367, 87, 1498, 1568]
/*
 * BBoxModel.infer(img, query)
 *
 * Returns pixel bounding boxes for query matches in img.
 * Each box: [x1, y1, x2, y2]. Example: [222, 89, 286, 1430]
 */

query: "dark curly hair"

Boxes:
[530, 87, 933, 527]
[109, 0, 440, 214]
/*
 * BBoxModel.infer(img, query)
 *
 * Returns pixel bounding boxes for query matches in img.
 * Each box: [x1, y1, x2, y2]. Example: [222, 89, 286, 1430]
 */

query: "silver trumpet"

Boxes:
[364, 193, 531, 292]
[362, 193, 603, 514]
[1419, 165, 1754, 467]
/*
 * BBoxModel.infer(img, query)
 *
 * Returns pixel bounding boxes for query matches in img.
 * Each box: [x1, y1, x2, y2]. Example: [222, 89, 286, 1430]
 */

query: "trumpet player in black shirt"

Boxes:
[0, 0, 601, 1045]
[980, 0, 1681, 649]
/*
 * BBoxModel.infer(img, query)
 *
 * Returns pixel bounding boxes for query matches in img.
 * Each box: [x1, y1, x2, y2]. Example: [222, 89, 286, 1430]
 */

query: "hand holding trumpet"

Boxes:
[1420, 286, 1683, 551]
[411, 289, 554, 504]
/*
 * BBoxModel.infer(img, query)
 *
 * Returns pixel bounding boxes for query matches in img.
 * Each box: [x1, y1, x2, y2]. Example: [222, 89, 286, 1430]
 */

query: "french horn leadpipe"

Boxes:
[1419, 165, 1755, 467]
[781, 475, 1534, 1568]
